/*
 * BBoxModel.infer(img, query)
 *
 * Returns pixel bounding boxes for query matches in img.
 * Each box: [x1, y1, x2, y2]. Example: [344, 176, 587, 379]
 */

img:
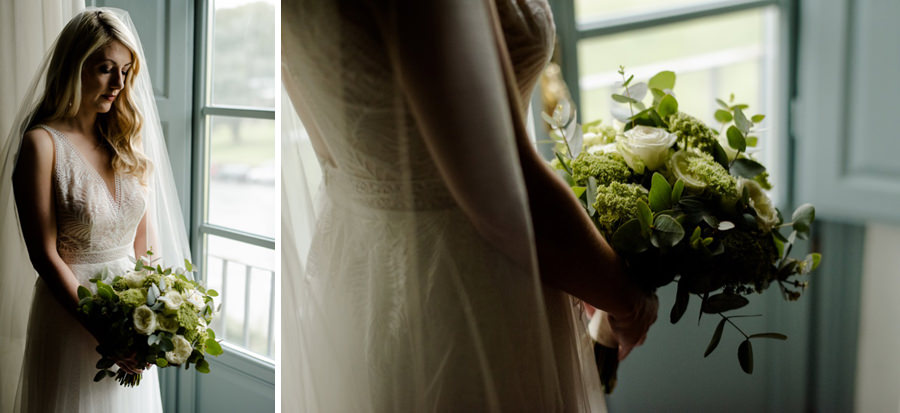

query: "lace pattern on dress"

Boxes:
[38, 125, 148, 265]
[323, 165, 455, 211]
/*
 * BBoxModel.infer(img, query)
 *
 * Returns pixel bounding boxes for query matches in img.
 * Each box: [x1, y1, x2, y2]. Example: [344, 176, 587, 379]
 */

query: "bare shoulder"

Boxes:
[16, 128, 56, 173]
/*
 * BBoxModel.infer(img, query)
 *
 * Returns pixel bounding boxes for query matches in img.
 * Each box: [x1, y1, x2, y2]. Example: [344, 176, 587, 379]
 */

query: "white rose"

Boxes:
[157, 315, 180, 333]
[165, 335, 193, 365]
[738, 178, 779, 230]
[133, 305, 157, 335]
[186, 290, 206, 311]
[616, 125, 677, 172]
[123, 270, 149, 289]
[158, 291, 185, 311]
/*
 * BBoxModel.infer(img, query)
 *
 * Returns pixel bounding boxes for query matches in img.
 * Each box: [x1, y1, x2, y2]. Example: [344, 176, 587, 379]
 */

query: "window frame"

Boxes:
[190, 0, 277, 367]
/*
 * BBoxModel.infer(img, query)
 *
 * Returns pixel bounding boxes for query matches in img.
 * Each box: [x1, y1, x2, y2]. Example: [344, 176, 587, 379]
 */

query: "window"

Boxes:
[193, 0, 277, 360]
[550, 0, 784, 202]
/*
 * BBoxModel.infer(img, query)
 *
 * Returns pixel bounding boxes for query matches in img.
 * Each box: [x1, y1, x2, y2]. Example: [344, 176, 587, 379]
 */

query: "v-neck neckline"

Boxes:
[41, 125, 120, 207]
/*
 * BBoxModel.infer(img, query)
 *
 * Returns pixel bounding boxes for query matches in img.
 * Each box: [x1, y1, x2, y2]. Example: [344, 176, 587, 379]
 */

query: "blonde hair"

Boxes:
[30, 9, 152, 183]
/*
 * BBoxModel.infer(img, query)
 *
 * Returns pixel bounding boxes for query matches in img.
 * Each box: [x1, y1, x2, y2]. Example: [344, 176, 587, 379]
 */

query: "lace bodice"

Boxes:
[283, 0, 555, 210]
[39, 125, 147, 264]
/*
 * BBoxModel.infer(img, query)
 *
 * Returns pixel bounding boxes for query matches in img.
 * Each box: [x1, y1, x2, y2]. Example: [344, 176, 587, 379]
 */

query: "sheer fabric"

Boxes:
[281, 0, 603, 411]
[1, 7, 190, 412]
[0, 3, 83, 409]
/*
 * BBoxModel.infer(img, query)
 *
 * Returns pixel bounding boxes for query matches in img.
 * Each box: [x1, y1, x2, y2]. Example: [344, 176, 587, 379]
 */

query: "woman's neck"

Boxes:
[60, 109, 98, 136]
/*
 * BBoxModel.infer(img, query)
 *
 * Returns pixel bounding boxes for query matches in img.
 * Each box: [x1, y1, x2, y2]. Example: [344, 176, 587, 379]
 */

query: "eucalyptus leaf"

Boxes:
[648, 71, 676, 91]
[734, 108, 751, 134]
[96, 358, 115, 370]
[705, 318, 727, 357]
[714, 109, 733, 123]
[625, 82, 648, 101]
[803, 253, 823, 273]
[611, 219, 649, 254]
[671, 281, 690, 324]
[792, 204, 816, 235]
[157, 358, 169, 367]
[731, 158, 766, 179]
[746, 136, 759, 147]
[77, 286, 92, 300]
[702, 293, 749, 313]
[555, 152, 572, 175]
[738, 340, 754, 374]
[658, 94, 678, 118]
[612, 93, 639, 104]
[712, 141, 730, 169]
[196, 358, 211, 374]
[726, 126, 746, 152]
[671, 179, 685, 203]
[637, 201, 653, 235]
[751, 114, 766, 123]
[716, 98, 730, 109]
[749, 332, 788, 340]
[653, 215, 685, 248]
[206, 338, 224, 356]
[541, 111, 556, 128]
[649, 173, 673, 212]
[93, 370, 107, 382]
[611, 104, 633, 123]
[586, 177, 599, 216]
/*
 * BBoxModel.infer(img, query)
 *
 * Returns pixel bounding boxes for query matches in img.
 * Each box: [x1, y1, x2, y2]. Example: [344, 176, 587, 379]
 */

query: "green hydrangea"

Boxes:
[142, 274, 163, 289]
[670, 151, 738, 200]
[112, 277, 128, 292]
[584, 124, 618, 147]
[592, 182, 649, 236]
[668, 112, 719, 155]
[176, 303, 199, 341]
[117, 288, 146, 308]
[571, 152, 632, 186]
[715, 229, 779, 291]
[174, 278, 193, 294]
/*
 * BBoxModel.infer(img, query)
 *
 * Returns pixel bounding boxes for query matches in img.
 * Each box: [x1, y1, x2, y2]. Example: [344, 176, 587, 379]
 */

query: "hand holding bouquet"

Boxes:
[544, 67, 822, 393]
[77, 253, 224, 387]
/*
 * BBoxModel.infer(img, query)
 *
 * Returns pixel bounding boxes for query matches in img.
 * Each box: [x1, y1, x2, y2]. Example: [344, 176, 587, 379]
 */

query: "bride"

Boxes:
[282, 0, 657, 411]
[1, 9, 190, 412]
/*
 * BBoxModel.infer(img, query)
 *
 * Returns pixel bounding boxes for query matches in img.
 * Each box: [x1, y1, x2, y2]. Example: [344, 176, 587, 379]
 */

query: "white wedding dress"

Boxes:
[282, 1, 604, 411]
[14, 125, 162, 412]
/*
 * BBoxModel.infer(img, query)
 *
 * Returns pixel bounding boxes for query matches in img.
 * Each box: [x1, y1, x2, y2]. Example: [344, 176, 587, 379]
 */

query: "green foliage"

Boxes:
[649, 173, 673, 212]
[657, 94, 678, 118]
[738, 340, 754, 374]
[705, 318, 727, 357]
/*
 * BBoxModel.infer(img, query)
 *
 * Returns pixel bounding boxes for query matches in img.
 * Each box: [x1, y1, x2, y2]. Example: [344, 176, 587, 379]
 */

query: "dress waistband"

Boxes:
[59, 245, 131, 264]
[322, 166, 456, 211]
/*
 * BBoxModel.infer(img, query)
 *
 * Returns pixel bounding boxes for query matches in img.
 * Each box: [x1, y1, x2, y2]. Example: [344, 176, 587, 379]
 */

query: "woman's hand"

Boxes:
[113, 352, 147, 375]
[605, 292, 658, 360]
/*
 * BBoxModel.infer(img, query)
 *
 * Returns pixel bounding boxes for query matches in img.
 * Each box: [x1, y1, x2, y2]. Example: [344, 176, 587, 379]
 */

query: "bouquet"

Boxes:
[544, 67, 822, 393]
[77, 252, 224, 387]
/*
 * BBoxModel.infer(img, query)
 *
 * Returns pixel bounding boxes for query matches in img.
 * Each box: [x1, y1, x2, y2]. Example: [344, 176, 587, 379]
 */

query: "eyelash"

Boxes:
[99, 66, 129, 76]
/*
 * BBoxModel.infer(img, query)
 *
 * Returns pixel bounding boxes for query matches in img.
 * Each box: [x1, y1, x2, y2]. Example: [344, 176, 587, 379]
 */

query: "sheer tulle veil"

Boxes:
[0, 7, 190, 406]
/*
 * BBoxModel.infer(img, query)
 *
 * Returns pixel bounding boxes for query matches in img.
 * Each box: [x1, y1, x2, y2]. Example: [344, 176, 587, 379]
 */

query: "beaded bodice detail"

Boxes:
[284, 0, 555, 211]
[39, 125, 147, 264]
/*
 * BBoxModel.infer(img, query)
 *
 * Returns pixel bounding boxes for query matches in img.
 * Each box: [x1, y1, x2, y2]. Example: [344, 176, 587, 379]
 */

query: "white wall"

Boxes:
[855, 224, 900, 412]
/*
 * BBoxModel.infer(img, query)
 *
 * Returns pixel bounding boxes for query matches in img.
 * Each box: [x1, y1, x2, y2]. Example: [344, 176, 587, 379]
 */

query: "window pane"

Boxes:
[210, 0, 276, 107]
[576, 0, 723, 23]
[204, 234, 275, 358]
[578, 9, 767, 127]
[207, 116, 276, 237]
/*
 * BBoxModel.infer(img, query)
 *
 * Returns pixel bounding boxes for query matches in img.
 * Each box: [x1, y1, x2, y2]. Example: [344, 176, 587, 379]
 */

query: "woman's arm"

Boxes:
[13, 129, 86, 315]
[379, 0, 655, 355]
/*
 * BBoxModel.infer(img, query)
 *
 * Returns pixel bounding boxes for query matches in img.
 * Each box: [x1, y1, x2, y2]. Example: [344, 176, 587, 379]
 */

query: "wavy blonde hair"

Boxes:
[30, 10, 151, 183]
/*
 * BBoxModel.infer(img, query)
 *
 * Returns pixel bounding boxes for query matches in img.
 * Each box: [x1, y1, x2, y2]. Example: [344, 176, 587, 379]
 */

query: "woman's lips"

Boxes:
[102, 94, 117, 101]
